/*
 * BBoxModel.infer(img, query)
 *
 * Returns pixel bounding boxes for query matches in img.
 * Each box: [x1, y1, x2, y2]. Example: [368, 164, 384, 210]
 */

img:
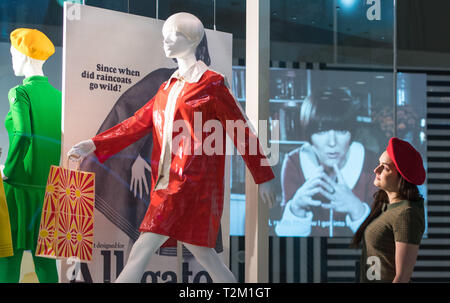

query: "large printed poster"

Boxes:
[62, 4, 232, 282]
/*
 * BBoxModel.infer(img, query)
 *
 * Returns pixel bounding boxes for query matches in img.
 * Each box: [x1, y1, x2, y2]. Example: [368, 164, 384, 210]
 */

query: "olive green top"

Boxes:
[360, 199, 425, 282]
[4, 75, 61, 188]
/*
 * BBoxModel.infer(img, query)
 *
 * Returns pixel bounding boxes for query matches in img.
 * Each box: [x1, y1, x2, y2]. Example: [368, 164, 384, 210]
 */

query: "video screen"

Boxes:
[230, 68, 427, 238]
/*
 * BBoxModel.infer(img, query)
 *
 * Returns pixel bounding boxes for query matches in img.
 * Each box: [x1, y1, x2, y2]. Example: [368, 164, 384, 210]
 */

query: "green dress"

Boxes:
[0, 75, 61, 282]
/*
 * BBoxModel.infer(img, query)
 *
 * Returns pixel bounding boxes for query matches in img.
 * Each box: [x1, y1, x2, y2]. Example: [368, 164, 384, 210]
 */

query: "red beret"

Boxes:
[386, 137, 426, 185]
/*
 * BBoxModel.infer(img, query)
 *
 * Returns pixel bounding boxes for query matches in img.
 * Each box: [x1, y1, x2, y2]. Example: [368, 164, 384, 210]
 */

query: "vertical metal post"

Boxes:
[245, 0, 270, 283]
[393, 0, 398, 137]
[214, 0, 217, 30]
[177, 241, 183, 283]
[156, 0, 159, 19]
[333, 0, 338, 63]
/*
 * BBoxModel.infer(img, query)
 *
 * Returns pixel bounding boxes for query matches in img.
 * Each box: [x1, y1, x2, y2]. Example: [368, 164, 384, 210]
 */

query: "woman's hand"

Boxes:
[130, 154, 151, 199]
[67, 139, 96, 160]
[320, 164, 366, 220]
[290, 166, 335, 218]
[259, 180, 276, 208]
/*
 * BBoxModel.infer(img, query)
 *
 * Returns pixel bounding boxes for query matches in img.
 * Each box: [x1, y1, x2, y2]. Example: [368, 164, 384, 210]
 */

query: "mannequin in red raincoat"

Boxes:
[68, 12, 275, 283]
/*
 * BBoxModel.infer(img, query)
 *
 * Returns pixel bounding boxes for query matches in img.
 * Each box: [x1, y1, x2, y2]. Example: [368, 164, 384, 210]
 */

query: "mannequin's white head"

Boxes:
[10, 45, 45, 77]
[11, 46, 27, 76]
[162, 12, 204, 59]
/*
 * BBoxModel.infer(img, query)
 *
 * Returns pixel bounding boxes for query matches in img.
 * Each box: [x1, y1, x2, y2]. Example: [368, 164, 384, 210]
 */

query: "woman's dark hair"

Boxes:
[172, 34, 211, 66]
[350, 175, 424, 248]
[300, 88, 358, 141]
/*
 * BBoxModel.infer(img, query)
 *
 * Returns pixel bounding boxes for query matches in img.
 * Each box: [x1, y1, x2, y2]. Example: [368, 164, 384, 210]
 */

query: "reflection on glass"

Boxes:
[229, 68, 427, 238]
[275, 87, 376, 237]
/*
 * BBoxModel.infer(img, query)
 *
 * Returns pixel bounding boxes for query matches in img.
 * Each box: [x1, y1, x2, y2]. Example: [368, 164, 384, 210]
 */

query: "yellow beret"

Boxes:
[10, 28, 55, 61]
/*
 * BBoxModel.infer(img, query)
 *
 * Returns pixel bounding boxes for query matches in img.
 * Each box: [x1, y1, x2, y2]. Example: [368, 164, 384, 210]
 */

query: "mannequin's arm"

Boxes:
[3, 88, 32, 181]
[214, 76, 275, 184]
[92, 97, 155, 163]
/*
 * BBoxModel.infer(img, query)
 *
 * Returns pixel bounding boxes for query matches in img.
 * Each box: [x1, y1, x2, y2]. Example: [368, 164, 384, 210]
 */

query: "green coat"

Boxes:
[3, 75, 61, 251]
[4, 75, 61, 188]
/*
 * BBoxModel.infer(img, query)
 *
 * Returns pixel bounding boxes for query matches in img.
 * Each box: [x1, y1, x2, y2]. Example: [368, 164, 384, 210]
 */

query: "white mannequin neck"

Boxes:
[176, 54, 197, 76]
[22, 63, 45, 78]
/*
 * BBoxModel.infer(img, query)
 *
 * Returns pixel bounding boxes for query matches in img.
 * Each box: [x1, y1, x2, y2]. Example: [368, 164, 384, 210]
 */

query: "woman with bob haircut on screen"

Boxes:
[275, 88, 377, 237]
[351, 137, 426, 283]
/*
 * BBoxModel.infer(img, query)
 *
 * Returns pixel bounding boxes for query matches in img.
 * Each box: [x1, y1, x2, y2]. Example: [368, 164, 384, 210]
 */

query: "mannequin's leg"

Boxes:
[0, 249, 23, 283]
[115, 232, 168, 283]
[183, 243, 237, 283]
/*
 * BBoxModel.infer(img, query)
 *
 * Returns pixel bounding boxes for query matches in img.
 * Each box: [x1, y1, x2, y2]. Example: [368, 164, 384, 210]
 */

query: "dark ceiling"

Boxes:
[0, 0, 449, 54]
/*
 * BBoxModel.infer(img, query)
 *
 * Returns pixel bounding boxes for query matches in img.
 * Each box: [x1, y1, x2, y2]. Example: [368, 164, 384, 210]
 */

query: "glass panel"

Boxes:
[128, 0, 157, 18]
[265, 0, 396, 282]
[157, 0, 215, 29]
[396, 72, 428, 236]
[0, 0, 64, 167]
[250, 0, 428, 283]
[85, 0, 129, 13]
[0, 0, 436, 284]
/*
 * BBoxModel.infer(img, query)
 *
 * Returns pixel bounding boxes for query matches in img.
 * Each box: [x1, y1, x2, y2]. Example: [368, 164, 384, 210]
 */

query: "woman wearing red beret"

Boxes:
[351, 137, 426, 283]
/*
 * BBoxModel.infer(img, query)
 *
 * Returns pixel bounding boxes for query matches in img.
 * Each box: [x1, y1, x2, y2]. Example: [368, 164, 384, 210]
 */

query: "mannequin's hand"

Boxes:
[130, 155, 151, 199]
[0, 164, 7, 180]
[67, 139, 96, 160]
[259, 181, 276, 208]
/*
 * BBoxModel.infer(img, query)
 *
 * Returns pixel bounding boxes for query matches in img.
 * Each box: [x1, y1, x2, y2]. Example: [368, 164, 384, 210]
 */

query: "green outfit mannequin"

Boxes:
[0, 29, 61, 283]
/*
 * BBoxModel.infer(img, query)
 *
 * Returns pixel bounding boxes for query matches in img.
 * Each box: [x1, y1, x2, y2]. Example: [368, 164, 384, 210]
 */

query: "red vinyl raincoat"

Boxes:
[92, 61, 274, 247]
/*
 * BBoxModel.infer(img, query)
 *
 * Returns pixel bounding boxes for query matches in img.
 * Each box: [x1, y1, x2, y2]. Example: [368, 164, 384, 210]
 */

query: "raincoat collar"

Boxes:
[164, 60, 208, 90]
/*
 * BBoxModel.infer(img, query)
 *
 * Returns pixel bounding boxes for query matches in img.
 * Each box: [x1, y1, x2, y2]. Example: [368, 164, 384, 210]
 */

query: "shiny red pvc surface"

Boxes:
[92, 70, 274, 247]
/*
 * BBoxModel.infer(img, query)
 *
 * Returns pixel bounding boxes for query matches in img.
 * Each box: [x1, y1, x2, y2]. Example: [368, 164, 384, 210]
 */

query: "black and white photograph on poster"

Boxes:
[230, 69, 427, 238]
[62, 3, 232, 282]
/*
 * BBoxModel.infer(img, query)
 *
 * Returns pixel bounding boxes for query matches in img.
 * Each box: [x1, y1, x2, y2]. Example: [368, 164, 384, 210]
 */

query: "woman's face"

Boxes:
[162, 28, 196, 59]
[310, 129, 351, 168]
[373, 151, 401, 192]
